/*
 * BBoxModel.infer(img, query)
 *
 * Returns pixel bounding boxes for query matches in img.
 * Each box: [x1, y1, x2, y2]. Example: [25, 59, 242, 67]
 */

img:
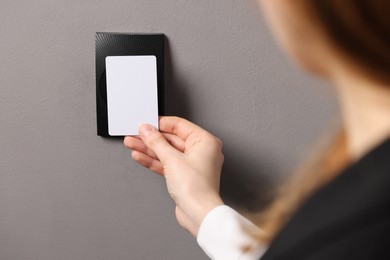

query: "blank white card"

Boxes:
[105, 56, 158, 136]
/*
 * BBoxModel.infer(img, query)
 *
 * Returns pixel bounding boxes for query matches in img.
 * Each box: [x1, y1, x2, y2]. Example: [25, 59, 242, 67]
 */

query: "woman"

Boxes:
[124, 0, 390, 259]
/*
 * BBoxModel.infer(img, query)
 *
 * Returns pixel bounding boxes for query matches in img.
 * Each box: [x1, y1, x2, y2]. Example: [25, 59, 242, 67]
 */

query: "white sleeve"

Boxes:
[197, 205, 268, 260]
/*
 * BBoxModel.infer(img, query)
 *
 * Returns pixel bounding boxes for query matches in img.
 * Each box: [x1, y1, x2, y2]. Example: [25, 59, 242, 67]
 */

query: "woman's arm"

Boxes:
[124, 116, 268, 259]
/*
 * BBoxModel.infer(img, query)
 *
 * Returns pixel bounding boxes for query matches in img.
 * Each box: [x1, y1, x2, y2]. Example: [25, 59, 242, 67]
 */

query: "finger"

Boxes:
[124, 136, 158, 159]
[131, 151, 164, 176]
[159, 116, 210, 141]
[138, 124, 180, 163]
[125, 134, 185, 156]
[162, 132, 186, 152]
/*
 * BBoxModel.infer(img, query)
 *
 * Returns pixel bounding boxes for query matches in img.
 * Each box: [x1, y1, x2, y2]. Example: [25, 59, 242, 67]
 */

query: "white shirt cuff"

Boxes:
[197, 205, 268, 260]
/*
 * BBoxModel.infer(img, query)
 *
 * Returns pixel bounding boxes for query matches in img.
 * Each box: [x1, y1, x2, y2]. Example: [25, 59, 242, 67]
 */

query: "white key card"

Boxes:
[105, 55, 159, 136]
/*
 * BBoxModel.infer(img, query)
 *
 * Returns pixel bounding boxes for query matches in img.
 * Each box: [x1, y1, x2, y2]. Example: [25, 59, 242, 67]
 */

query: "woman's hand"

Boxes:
[123, 116, 224, 237]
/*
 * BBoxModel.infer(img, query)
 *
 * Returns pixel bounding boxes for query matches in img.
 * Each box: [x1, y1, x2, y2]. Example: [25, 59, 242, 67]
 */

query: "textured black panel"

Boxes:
[95, 32, 165, 137]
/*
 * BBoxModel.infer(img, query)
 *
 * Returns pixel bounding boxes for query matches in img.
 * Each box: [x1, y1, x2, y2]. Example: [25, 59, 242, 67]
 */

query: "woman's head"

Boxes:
[258, 0, 390, 83]
[252, 0, 390, 244]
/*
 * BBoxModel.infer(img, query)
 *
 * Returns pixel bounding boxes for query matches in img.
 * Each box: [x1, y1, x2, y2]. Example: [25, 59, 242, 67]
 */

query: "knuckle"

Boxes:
[131, 151, 141, 161]
[216, 137, 223, 148]
[210, 136, 223, 149]
[220, 153, 225, 163]
[147, 132, 165, 146]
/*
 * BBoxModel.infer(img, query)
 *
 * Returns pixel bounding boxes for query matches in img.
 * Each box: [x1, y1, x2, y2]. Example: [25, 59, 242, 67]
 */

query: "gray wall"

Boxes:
[0, 0, 336, 259]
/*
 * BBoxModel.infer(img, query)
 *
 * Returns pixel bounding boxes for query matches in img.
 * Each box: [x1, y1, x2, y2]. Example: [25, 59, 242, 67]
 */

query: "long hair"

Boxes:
[254, 0, 390, 243]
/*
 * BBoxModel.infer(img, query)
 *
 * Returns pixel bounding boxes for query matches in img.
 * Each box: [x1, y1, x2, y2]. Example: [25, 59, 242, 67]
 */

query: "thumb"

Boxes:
[138, 123, 179, 163]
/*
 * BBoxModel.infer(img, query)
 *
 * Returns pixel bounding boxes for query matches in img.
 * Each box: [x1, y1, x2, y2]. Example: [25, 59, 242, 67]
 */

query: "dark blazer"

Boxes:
[261, 137, 390, 259]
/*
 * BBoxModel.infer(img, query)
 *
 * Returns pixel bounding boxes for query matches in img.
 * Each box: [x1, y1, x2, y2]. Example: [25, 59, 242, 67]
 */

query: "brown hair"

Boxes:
[253, 0, 390, 243]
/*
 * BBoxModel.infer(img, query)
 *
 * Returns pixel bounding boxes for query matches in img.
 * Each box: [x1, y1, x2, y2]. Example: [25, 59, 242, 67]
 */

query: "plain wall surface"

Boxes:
[0, 1, 337, 259]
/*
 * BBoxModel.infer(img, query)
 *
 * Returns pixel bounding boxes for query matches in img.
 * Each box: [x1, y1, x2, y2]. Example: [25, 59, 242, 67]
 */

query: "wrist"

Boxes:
[189, 195, 224, 236]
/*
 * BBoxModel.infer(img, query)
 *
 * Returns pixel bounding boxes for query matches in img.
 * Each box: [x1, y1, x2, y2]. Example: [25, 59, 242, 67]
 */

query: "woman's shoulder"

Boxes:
[261, 136, 390, 259]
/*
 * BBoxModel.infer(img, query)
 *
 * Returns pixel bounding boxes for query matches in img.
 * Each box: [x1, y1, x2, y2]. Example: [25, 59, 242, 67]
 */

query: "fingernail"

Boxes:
[139, 124, 153, 138]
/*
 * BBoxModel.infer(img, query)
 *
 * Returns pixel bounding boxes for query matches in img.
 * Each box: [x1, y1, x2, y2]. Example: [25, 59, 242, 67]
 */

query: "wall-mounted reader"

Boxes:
[95, 33, 165, 137]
